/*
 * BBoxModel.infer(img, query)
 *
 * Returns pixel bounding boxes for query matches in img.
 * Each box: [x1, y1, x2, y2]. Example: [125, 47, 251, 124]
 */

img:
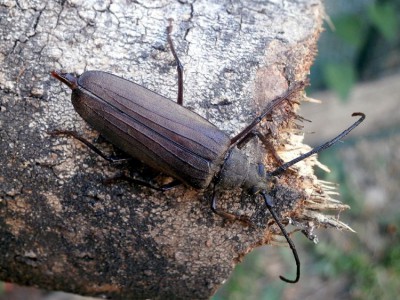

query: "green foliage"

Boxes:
[334, 15, 365, 48]
[316, 1, 399, 100]
[381, 220, 400, 275]
[317, 149, 363, 213]
[212, 248, 285, 300]
[322, 63, 357, 101]
[368, 3, 398, 41]
[313, 234, 400, 300]
[314, 143, 400, 300]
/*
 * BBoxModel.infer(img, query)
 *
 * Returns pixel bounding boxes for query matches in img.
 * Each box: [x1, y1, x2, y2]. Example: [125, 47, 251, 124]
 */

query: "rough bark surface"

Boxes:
[0, 0, 326, 299]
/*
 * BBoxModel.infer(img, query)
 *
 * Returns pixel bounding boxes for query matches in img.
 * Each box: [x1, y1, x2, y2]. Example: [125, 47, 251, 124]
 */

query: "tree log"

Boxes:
[0, 1, 346, 299]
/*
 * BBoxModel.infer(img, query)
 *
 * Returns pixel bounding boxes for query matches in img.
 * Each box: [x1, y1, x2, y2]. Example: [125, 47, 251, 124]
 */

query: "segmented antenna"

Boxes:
[263, 112, 365, 283]
[269, 113, 365, 177]
[261, 191, 300, 283]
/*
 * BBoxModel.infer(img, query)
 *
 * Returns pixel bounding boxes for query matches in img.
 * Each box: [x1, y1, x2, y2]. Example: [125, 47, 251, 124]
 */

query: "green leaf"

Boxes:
[322, 63, 356, 101]
[368, 3, 398, 42]
[333, 15, 365, 48]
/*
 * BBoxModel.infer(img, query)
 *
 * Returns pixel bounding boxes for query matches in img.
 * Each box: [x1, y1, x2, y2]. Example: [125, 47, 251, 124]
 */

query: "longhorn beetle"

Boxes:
[50, 23, 365, 283]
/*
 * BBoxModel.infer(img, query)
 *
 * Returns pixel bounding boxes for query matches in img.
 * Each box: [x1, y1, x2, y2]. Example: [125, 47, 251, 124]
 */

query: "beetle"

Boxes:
[50, 24, 365, 283]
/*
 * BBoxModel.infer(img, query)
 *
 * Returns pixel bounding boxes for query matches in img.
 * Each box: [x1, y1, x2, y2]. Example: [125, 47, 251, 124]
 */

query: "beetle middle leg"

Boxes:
[104, 173, 181, 192]
[167, 20, 184, 106]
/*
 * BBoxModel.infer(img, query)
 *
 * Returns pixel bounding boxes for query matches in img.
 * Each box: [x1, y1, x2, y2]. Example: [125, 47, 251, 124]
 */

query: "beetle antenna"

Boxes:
[268, 112, 365, 177]
[260, 191, 300, 283]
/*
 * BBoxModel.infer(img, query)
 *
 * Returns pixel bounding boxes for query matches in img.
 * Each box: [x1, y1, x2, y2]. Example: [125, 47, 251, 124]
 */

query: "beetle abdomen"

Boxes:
[72, 71, 231, 189]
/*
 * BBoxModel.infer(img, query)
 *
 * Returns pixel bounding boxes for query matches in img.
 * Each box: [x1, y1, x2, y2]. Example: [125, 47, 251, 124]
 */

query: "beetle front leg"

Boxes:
[229, 80, 306, 148]
[236, 129, 284, 165]
[254, 132, 285, 165]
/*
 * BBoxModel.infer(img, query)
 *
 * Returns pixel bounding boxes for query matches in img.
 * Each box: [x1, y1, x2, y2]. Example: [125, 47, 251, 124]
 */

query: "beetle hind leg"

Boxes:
[48, 130, 126, 163]
[49, 130, 183, 191]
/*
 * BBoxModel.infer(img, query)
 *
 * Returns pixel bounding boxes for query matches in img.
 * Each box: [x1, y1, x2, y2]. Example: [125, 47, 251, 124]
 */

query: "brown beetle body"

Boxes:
[51, 58, 364, 284]
[66, 71, 231, 189]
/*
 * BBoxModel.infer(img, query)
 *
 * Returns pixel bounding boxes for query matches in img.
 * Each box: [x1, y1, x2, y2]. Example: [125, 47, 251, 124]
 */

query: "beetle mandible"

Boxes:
[50, 24, 365, 283]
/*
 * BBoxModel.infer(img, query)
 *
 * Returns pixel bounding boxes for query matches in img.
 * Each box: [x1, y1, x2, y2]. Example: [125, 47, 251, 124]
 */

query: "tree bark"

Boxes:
[0, 1, 337, 299]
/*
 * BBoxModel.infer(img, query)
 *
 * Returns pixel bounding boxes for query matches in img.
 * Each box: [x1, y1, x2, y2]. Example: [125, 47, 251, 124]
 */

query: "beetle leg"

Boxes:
[167, 20, 184, 106]
[254, 132, 285, 165]
[236, 130, 256, 149]
[103, 173, 162, 189]
[211, 190, 253, 226]
[103, 174, 181, 192]
[235, 129, 284, 165]
[158, 179, 182, 191]
[229, 81, 307, 147]
[49, 130, 183, 191]
[48, 130, 127, 163]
